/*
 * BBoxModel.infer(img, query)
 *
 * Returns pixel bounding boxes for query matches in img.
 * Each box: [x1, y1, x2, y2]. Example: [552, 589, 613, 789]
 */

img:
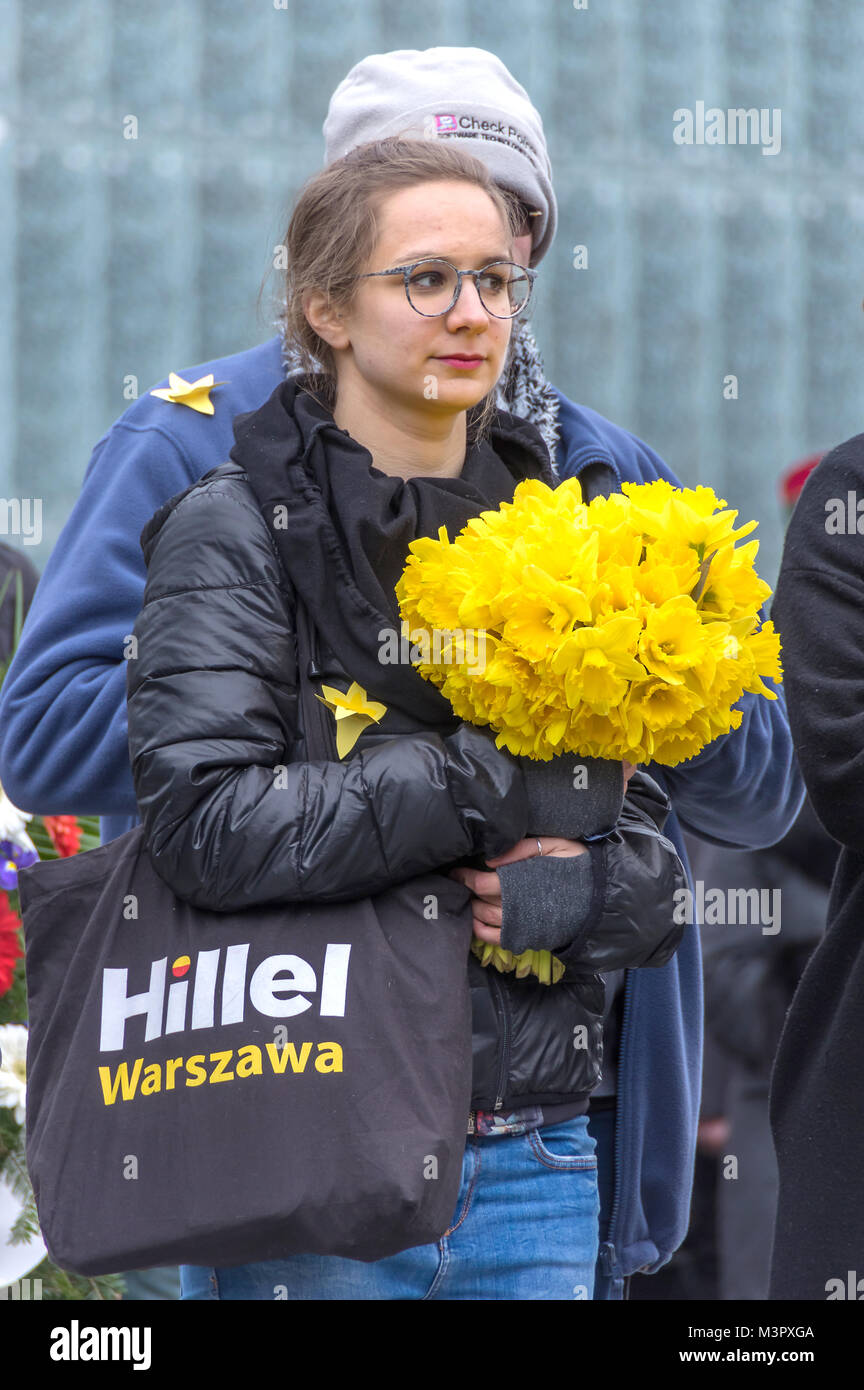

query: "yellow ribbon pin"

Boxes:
[150, 372, 227, 415]
[315, 682, 387, 759]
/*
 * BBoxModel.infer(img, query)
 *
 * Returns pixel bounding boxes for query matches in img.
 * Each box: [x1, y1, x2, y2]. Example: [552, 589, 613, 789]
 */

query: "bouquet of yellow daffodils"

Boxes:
[395, 477, 783, 982]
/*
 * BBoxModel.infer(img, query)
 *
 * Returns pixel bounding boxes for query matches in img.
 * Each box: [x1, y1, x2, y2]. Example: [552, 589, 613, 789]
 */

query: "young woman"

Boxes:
[126, 137, 685, 1300]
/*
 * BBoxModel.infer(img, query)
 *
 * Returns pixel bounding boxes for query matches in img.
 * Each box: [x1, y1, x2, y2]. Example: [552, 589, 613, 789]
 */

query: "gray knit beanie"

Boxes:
[323, 47, 557, 267]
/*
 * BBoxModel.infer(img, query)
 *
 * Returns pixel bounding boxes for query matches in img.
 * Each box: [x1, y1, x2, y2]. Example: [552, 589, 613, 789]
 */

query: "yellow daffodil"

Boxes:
[550, 615, 644, 714]
[653, 719, 718, 765]
[739, 622, 783, 697]
[694, 540, 773, 618]
[315, 682, 387, 759]
[396, 475, 780, 765]
[500, 565, 594, 662]
[626, 677, 705, 732]
[150, 371, 227, 415]
[622, 479, 758, 558]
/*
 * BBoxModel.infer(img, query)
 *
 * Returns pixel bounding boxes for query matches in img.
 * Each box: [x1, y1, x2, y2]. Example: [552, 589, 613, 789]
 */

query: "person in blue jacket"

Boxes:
[0, 47, 803, 1300]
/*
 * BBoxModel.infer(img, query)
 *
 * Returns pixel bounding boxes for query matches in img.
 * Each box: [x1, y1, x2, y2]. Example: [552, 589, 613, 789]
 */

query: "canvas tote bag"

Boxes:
[17, 595, 474, 1275]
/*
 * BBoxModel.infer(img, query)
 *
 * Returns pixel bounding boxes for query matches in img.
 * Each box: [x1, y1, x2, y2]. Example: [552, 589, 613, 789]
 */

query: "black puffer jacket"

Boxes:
[127, 460, 685, 1112]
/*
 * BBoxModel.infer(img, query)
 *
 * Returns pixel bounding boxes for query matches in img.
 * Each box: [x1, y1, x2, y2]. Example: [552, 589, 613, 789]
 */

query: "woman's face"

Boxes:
[321, 179, 516, 419]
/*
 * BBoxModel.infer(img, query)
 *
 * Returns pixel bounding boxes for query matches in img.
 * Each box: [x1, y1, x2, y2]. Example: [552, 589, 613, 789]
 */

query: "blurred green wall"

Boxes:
[2, 0, 862, 584]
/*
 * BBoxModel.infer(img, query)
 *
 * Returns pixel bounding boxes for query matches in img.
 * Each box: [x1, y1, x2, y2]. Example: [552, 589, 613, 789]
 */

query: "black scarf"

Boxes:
[230, 374, 557, 727]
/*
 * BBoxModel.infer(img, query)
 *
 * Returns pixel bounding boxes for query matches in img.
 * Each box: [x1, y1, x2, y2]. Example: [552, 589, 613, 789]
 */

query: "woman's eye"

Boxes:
[410, 271, 445, 290]
[479, 274, 507, 293]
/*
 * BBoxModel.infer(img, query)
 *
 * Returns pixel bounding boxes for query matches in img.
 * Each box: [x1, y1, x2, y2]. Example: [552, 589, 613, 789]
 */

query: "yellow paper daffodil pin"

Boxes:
[150, 372, 227, 415]
[315, 682, 387, 759]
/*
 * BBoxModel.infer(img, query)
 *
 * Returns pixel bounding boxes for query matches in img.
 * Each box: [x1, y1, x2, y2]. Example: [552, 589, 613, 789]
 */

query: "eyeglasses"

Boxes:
[354, 258, 537, 318]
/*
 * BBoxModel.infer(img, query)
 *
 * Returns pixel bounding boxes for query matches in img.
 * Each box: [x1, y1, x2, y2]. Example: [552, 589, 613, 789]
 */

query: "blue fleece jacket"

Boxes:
[0, 335, 804, 1283]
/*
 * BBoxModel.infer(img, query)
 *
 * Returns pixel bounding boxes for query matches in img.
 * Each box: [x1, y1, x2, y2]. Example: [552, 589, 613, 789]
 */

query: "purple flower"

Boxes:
[0, 838, 38, 891]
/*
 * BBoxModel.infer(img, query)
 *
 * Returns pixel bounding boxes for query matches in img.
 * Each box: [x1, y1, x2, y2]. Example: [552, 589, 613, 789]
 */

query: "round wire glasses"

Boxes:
[354, 258, 536, 318]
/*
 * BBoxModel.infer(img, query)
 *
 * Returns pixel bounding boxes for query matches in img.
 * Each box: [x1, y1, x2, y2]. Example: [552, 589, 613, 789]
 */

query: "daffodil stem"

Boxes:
[692, 551, 717, 607]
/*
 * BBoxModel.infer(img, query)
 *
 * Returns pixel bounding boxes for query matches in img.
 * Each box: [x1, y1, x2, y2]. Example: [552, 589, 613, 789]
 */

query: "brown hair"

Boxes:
[267, 136, 522, 441]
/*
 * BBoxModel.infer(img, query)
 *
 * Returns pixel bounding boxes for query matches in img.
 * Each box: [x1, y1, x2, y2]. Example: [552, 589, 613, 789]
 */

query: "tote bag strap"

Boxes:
[292, 587, 339, 764]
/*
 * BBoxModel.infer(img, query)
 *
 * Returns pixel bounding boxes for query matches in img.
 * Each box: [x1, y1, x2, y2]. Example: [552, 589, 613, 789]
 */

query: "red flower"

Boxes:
[42, 815, 81, 858]
[0, 890, 23, 995]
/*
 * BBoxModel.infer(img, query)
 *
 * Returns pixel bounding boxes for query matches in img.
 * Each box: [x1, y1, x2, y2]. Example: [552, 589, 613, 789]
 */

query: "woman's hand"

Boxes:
[448, 835, 589, 943]
[448, 763, 637, 942]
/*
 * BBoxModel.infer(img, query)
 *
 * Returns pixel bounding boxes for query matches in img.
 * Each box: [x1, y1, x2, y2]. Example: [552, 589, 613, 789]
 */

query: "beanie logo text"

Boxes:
[433, 112, 541, 162]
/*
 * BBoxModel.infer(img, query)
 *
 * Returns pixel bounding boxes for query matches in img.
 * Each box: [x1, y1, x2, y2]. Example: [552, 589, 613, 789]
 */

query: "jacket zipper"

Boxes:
[614, 822, 679, 857]
[487, 969, 511, 1111]
[599, 966, 634, 1280]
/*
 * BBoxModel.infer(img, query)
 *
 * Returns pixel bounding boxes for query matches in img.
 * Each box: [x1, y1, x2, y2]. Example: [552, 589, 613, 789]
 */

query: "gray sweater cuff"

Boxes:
[519, 754, 624, 840]
[497, 851, 595, 956]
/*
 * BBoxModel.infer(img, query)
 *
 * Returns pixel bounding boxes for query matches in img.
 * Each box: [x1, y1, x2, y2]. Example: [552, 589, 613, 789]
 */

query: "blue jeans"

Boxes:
[180, 1115, 599, 1300]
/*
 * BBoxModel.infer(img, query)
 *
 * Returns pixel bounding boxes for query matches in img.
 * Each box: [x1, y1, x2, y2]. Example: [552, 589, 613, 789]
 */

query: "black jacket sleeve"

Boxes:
[497, 770, 686, 973]
[686, 829, 829, 1073]
[771, 433, 864, 853]
[126, 471, 529, 911]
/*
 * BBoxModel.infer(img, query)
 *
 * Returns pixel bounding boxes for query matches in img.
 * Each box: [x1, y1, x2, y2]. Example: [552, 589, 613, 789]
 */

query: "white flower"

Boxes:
[0, 1024, 28, 1125]
[0, 781, 36, 860]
